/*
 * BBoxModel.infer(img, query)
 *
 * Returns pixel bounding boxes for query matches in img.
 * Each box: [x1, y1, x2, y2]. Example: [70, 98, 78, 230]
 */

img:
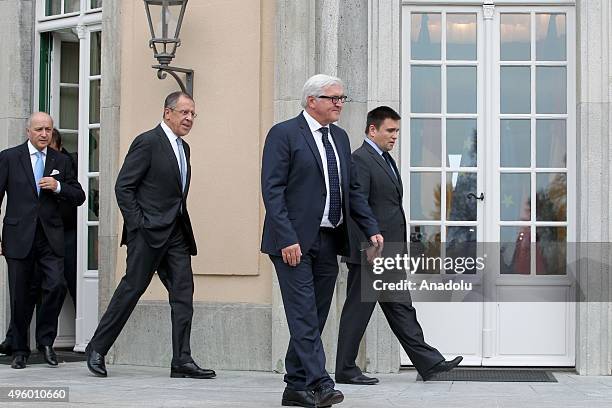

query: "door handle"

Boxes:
[467, 192, 484, 201]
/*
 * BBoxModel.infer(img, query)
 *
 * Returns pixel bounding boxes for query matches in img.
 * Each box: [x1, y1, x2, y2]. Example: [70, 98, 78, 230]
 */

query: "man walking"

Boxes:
[86, 92, 214, 380]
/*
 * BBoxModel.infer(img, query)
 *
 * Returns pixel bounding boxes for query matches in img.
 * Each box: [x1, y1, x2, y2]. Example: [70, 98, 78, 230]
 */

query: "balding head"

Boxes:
[26, 112, 54, 151]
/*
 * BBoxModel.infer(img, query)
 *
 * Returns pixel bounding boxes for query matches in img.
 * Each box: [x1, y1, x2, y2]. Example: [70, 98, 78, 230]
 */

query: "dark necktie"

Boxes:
[382, 151, 398, 180]
[320, 127, 341, 226]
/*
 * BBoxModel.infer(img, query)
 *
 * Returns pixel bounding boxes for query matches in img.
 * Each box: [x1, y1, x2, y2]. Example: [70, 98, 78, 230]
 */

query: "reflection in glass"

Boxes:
[536, 173, 566, 221]
[410, 172, 441, 220]
[447, 14, 477, 60]
[537, 120, 566, 168]
[536, 67, 566, 114]
[46, 0, 61, 16]
[500, 173, 531, 221]
[411, 119, 441, 167]
[409, 225, 441, 274]
[89, 177, 99, 222]
[91, 0, 103, 9]
[447, 119, 477, 167]
[411, 13, 441, 60]
[500, 226, 531, 274]
[90, 32, 102, 76]
[501, 66, 530, 114]
[446, 172, 477, 221]
[447, 66, 477, 113]
[90, 79, 101, 124]
[64, 0, 80, 13]
[500, 14, 531, 61]
[62, 131, 78, 155]
[536, 227, 566, 275]
[446, 226, 477, 274]
[60, 87, 79, 130]
[60, 42, 79, 84]
[536, 14, 566, 61]
[88, 226, 99, 270]
[89, 129, 100, 172]
[411, 66, 441, 113]
[500, 120, 530, 168]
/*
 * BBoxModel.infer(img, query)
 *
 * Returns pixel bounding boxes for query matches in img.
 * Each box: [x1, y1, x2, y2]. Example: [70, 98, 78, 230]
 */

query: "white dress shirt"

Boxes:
[302, 110, 343, 228]
[160, 121, 186, 177]
[28, 141, 60, 193]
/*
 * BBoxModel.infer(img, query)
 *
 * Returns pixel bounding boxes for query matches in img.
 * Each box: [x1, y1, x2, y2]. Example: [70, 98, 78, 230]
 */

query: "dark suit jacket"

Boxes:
[344, 141, 406, 264]
[0, 142, 86, 259]
[116, 125, 197, 255]
[261, 113, 379, 257]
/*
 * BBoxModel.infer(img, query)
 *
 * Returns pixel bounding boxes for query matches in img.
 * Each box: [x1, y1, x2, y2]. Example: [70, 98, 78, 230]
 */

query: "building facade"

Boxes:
[0, 0, 610, 375]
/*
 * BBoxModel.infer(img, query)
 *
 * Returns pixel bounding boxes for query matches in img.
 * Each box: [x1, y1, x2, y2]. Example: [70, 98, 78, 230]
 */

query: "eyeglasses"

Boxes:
[317, 95, 349, 104]
[168, 107, 198, 118]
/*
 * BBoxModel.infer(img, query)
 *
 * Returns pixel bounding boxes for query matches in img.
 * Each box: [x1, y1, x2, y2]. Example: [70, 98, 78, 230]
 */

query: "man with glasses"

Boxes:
[86, 91, 215, 380]
[261, 74, 383, 407]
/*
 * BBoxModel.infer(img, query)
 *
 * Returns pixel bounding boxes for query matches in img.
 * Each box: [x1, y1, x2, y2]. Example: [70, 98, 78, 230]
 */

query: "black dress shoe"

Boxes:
[281, 388, 316, 407]
[11, 355, 27, 369]
[421, 356, 463, 381]
[86, 344, 107, 377]
[336, 374, 379, 385]
[170, 361, 216, 379]
[37, 345, 58, 366]
[314, 384, 344, 407]
[0, 341, 12, 356]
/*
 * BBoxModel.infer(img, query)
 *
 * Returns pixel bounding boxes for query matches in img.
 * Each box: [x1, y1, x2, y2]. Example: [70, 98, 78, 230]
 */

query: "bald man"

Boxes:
[0, 112, 85, 369]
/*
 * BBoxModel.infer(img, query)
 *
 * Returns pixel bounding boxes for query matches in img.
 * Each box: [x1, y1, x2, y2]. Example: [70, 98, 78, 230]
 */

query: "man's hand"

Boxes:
[369, 234, 384, 248]
[38, 176, 58, 191]
[281, 243, 302, 267]
[366, 234, 384, 264]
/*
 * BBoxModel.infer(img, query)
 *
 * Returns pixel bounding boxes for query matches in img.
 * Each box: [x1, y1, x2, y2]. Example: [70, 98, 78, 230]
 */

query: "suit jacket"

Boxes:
[344, 141, 406, 264]
[58, 148, 79, 231]
[261, 113, 379, 257]
[0, 142, 86, 259]
[116, 125, 197, 255]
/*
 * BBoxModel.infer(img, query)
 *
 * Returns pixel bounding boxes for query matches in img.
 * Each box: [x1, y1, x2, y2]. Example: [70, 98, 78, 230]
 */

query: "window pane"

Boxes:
[60, 87, 79, 130]
[90, 79, 101, 124]
[500, 173, 531, 221]
[536, 173, 566, 221]
[90, 32, 102, 76]
[446, 172, 477, 221]
[536, 120, 566, 168]
[500, 226, 531, 274]
[46, 0, 61, 16]
[60, 42, 79, 84]
[89, 129, 100, 172]
[410, 172, 441, 220]
[536, 67, 566, 114]
[446, 226, 477, 274]
[64, 0, 80, 13]
[88, 226, 99, 270]
[447, 14, 476, 60]
[61, 131, 78, 155]
[536, 14, 566, 61]
[410, 119, 441, 167]
[411, 13, 441, 60]
[500, 14, 531, 61]
[447, 119, 477, 168]
[500, 120, 530, 168]
[411, 66, 441, 113]
[91, 0, 103, 9]
[536, 227, 566, 275]
[501, 66, 531, 114]
[447, 66, 476, 113]
[409, 225, 441, 274]
[88, 177, 99, 221]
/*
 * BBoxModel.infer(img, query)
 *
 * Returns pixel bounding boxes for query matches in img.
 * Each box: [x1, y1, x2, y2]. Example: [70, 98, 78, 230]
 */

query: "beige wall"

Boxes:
[118, 0, 274, 304]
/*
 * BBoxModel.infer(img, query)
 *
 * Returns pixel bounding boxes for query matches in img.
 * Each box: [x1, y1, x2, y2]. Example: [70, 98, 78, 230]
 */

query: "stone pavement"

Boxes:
[1, 362, 612, 407]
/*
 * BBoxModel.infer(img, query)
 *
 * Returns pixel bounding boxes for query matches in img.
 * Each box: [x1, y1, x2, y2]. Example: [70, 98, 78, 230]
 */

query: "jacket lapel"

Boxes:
[330, 124, 349, 190]
[18, 142, 38, 197]
[183, 140, 191, 197]
[156, 125, 183, 192]
[297, 113, 324, 177]
[43, 149, 56, 177]
[363, 141, 403, 194]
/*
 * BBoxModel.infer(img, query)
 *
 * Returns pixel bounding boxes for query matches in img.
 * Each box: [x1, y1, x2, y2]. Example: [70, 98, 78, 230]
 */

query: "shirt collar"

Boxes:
[364, 137, 384, 156]
[302, 110, 329, 135]
[160, 121, 179, 143]
[27, 141, 47, 156]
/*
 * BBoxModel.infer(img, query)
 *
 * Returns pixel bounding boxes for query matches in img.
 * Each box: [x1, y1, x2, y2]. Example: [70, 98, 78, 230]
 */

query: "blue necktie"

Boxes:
[176, 138, 187, 192]
[34, 151, 44, 195]
[320, 127, 341, 226]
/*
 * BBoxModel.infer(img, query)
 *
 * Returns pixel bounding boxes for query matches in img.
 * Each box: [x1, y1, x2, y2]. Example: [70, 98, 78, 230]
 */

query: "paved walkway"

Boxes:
[1, 362, 612, 407]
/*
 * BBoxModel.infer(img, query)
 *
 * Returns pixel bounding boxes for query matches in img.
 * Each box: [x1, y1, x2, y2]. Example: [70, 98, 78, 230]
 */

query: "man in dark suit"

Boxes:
[86, 92, 214, 380]
[0, 112, 85, 369]
[261, 74, 383, 408]
[335, 106, 462, 385]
